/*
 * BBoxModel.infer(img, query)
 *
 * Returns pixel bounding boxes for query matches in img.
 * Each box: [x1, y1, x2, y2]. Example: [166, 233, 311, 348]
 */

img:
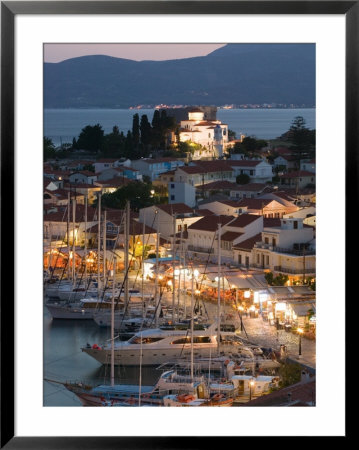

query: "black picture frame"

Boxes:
[1, 1, 352, 447]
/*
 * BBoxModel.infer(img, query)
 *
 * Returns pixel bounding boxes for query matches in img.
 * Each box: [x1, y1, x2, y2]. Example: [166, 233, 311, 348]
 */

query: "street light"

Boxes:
[297, 327, 303, 357]
[249, 380, 255, 401]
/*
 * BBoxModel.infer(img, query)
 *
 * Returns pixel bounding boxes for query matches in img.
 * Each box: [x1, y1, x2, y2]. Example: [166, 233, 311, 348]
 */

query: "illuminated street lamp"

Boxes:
[297, 327, 303, 356]
[249, 380, 255, 401]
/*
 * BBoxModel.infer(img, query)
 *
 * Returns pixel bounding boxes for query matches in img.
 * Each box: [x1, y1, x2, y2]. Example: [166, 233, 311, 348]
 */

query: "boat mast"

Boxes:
[111, 256, 116, 387]
[84, 194, 87, 285]
[72, 194, 76, 286]
[154, 210, 161, 327]
[171, 214, 176, 323]
[138, 331, 143, 406]
[97, 191, 102, 297]
[103, 209, 107, 287]
[191, 263, 194, 380]
[67, 192, 70, 280]
[217, 222, 221, 353]
[124, 201, 130, 310]
[142, 212, 145, 319]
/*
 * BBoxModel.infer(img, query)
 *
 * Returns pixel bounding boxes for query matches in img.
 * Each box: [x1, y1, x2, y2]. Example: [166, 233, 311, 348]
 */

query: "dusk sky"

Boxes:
[44, 43, 226, 63]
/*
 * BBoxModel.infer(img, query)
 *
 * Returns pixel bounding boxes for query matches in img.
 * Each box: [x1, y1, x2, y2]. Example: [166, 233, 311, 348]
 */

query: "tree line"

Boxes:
[44, 110, 177, 161]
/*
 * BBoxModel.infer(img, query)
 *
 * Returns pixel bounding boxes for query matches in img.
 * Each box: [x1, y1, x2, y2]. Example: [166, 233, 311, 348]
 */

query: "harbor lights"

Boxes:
[249, 380, 255, 401]
[244, 290, 251, 299]
[297, 328, 303, 357]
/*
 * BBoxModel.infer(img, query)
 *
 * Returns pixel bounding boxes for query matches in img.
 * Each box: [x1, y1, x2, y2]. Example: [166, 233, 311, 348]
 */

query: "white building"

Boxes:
[251, 218, 316, 278]
[174, 160, 234, 186]
[131, 158, 185, 181]
[93, 159, 121, 173]
[168, 182, 196, 208]
[138, 203, 203, 239]
[300, 159, 316, 173]
[178, 108, 228, 158]
[228, 159, 273, 183]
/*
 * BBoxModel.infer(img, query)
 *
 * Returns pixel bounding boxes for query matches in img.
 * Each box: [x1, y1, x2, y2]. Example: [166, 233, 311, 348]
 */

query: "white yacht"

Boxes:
[81, 322, 248, 366]
[46, 298, 115, 320]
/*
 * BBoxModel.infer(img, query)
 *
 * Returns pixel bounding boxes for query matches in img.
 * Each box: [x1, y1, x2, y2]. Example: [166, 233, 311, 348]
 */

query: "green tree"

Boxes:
[265, 272, 289, 286]
[100, 182, 156, 211]
[83, 164, 95, 173]
[140, 114, 152, 155]
[228, 129, 236, 141]
[287, 116, 315, 163]
[278, 362, 302, 388]
[101, 127, 125, 157]
[132, 113, 140, 148]
[44, 137, 56, 161]
[77, 124, 104, 152]
[236, 173, 250, 184]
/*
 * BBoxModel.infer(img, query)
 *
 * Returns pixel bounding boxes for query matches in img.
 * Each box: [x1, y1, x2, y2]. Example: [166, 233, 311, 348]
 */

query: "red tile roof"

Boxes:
[69, 170, 96, 177]
[232, 233, 262, 251]
[156, 203, 194, 216]
[230, 183, 268, 192]
[196, 209, 216, 216]
[188, 215, 234, 232]
[242, 379, 316, 407]
[220, 231, 244, 242]
[280, 171, 315, 178]
[236, 198, 273, 209]
[193, 160, 232, 172]
[270, 191, 297, 202]
[196, 181, 237, 191]
[227, 214, 261, 228]
[228, 160, 263, 167]
[178, 166, 206, 175]
[94, 178, 131, 187]
[263, 218, 282, 227]
[220, 200, 244, 208]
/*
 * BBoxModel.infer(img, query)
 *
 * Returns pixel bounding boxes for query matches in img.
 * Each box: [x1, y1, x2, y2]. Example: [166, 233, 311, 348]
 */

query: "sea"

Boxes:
[44, 307, 165, 406]
[44, 108, 316, 147]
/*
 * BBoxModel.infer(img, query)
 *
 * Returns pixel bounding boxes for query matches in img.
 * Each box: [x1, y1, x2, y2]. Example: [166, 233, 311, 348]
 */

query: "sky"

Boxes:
[44, 43, 226, 63]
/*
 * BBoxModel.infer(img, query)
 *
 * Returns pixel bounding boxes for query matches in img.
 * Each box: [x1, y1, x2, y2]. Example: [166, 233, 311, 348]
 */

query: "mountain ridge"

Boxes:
[44, 44, 315, 108]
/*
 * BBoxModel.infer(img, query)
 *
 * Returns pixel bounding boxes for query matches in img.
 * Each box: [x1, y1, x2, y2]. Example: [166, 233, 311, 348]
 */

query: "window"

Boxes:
[128, 337, 163, 344]
[170, 195, 175, 201]
[294, 221, 298, 229]
[170, 184, 175, 189]
[266, 255, 269, 265]
[250, 170, 254, 176]
[264, 237, 269, 244]
[238, 254, 242, 264]
[272, 238, 276, 246]
[245, 256, 249, 267]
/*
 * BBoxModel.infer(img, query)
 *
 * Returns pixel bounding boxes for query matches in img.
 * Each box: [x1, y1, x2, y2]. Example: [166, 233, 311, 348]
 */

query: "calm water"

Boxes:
[43, 308, 163, 406]
[44, 108, 315, 147]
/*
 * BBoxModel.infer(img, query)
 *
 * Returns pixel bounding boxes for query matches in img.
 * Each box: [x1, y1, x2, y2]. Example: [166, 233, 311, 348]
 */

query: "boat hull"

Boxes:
[82, 344, 220, 366]
[46, 304, 94, 320]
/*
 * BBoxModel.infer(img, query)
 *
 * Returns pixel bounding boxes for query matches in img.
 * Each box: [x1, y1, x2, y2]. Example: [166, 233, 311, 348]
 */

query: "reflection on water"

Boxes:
[43, 308, 161, 406]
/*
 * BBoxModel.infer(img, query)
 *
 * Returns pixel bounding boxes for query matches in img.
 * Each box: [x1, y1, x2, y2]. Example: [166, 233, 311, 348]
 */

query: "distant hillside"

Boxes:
[44, 44, 315, 108]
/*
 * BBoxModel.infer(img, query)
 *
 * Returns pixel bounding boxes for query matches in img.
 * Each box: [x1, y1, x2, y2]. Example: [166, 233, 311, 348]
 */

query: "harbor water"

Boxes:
[43, 307, 163, 406]
[44, 108, 315, 147]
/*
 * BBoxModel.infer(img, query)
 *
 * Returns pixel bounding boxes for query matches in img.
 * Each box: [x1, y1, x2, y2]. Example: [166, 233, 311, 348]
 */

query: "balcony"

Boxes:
[273, 246, 316, 256]
[188, 245, 214, 254]
[255, 243, 315, 256]
[273, 266, 316, 275]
